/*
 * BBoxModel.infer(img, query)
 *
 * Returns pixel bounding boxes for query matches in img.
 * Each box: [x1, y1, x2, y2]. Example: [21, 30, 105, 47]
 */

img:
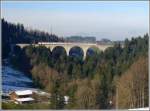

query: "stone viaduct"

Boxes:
[16, 42, 113, 59]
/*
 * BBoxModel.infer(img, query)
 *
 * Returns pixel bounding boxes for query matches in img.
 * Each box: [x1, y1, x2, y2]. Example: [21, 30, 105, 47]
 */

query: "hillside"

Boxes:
[2, 19, 63, 59]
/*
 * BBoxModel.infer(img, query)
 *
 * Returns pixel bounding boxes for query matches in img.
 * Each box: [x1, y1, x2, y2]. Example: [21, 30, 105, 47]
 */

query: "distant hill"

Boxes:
[101, 38, 112, 43]
[96, 38, 112, 44]
[66, 36, 96, 43]
[66, 36, 124, 45]
[96, 38, 124, 45]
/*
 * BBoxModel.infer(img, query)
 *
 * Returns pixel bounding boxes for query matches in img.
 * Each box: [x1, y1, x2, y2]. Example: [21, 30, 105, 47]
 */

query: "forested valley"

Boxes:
[2, 19, 149, 109]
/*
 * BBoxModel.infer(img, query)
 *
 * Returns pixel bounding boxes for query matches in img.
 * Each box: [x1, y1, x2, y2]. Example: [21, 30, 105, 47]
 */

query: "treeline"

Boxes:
[66, 36, 96, 43]
[2, 19, 63, 59]
[10, 33, 149, 109]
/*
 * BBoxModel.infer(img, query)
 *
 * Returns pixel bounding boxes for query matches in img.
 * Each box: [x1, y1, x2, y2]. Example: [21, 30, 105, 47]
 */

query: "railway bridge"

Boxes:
[16, 42, 113, 59]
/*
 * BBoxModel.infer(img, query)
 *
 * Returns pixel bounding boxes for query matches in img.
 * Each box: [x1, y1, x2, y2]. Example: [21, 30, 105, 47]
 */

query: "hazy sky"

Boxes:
[1, 1, 149, 40]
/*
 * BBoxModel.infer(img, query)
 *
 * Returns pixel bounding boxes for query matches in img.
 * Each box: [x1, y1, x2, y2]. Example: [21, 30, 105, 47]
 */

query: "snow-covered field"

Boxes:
[2, 65, 36, 93]
[128, 107, 149, 110]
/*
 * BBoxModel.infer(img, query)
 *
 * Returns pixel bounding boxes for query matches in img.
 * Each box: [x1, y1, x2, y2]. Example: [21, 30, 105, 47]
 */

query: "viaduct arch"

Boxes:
[16, 42, 113, 59]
